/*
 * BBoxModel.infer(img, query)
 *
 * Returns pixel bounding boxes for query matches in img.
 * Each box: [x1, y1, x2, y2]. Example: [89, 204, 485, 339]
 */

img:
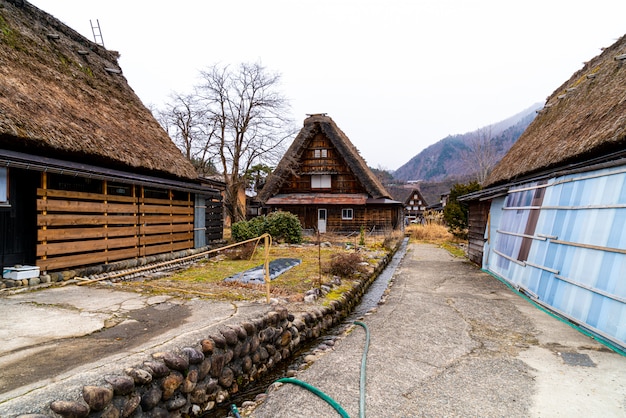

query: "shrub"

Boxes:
[327, 252, 367, 277]
[443, 181, 481, 239]
[231, 220, 256, 242]
[231, 211, 303, 244]
[266, 211, 303, 244]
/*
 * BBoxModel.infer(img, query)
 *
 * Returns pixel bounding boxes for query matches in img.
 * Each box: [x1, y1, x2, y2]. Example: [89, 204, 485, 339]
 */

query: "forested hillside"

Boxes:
[393, 103, 542, 183]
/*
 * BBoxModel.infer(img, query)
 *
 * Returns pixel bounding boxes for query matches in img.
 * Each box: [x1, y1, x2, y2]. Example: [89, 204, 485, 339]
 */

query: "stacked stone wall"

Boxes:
[27, 244, 398, 417]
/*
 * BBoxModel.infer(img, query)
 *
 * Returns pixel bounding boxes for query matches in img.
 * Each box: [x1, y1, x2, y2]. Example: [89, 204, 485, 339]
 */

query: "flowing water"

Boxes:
[209, 238, 409, 416]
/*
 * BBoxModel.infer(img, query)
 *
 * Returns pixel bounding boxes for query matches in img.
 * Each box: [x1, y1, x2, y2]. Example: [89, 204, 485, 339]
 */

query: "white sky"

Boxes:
[29, 0, 626, 171]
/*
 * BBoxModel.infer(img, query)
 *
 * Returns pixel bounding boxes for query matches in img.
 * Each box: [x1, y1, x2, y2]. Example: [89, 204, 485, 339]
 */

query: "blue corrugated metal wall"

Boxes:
[485, 166, 626, 349]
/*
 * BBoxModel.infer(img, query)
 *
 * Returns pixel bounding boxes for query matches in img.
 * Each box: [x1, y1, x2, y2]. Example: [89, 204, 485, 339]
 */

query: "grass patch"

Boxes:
[441, 242, 466, 258]
[118, 237, 393, 302]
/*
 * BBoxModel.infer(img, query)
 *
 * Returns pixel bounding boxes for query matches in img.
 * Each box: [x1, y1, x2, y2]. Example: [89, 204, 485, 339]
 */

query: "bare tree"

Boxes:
[460, 126, 498, 184]
[197, 62, 295, 223]
[157, 93, 217, 176]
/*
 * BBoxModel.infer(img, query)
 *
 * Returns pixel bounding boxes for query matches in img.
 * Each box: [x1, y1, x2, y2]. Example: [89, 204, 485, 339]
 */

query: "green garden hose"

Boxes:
[275, 377, 350, 418]
[276, 320, 371, 418]
[353, 321, 369, 418]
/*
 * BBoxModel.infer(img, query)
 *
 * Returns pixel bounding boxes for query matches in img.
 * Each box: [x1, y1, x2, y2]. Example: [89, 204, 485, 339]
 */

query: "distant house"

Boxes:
[388, 186, 428, 223]
[258, 114, 402, 233]
[462, 34, 626, 350]
[0, 2, 222, 274]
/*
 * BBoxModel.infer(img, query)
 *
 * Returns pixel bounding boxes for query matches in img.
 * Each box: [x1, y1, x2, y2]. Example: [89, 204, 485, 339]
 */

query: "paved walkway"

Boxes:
[252, 243, 626, 417]
[0, 283, 270, 415]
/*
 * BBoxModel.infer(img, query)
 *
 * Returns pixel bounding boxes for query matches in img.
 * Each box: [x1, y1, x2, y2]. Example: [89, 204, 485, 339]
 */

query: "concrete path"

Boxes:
[0, 284, 269, 416]
[252, 243, 626, 417]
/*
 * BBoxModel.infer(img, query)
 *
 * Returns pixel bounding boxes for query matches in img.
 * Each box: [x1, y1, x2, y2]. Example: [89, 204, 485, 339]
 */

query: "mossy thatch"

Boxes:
[486, 33, 626, 187]
[0, 1, 197, 180]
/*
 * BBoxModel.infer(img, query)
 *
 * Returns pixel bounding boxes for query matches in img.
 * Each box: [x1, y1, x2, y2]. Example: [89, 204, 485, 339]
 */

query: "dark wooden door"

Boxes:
[0, 168, 38, 270]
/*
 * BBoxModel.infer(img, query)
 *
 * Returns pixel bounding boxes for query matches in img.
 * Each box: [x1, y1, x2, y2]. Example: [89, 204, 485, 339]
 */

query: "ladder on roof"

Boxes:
[90, 19, 105, 47]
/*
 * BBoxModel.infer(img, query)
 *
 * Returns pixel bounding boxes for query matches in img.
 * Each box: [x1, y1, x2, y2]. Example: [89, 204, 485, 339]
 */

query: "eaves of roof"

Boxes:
[0, 148, 217, 195]
[266, 193, 368, 205]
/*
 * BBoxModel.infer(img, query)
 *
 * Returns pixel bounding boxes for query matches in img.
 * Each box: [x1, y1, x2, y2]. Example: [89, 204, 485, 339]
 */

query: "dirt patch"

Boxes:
[0, 302, 189, 393]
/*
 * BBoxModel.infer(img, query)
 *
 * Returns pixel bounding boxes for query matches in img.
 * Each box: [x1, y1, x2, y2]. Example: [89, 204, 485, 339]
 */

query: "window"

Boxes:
[342, 208, 353, 220]
[107, 182, 133, 196]
[314, 149, 328, 158]
[311, 174, 331, 189]
[0, 168, 7, 205]
[143, 187, 169, 199]
[48, 173, 102, 193]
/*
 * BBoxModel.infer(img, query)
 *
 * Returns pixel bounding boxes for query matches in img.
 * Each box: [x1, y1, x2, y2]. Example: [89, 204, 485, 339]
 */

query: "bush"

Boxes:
[266, 211, 303, 244]
[327, 252, 367, 277]
[231, 221, 255, 242]
[231, 211, 303, 244]
[443, 181, 481, 239]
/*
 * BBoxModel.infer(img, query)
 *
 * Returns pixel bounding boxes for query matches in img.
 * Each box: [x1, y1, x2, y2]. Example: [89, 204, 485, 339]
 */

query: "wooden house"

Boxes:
[461, 34, 626, 350]
[387, 186, 428, 224]
[258, 114, 402, 233]
[0, 1, 222, 274]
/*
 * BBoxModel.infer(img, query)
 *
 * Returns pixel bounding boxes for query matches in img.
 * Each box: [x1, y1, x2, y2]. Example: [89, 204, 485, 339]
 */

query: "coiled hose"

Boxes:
[275, 320, 370, 418]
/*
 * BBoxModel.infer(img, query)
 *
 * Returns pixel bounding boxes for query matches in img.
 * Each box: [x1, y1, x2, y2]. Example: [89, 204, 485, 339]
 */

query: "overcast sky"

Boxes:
[29, 0, 626, 171]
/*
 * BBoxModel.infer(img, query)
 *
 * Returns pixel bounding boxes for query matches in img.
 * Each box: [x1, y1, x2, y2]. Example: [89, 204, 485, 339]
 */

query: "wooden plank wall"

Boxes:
[36, 188, 194, 271]
[467, 200, 490, 266]
[205, 195, 223, 242]
[281, 133, 366, 194]
[278, 206, 398, 232]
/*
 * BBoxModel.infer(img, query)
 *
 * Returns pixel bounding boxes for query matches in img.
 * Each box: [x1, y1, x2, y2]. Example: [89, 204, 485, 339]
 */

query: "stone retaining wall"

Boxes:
[0, 245, 222, 290]
[27, 242, 398, 417]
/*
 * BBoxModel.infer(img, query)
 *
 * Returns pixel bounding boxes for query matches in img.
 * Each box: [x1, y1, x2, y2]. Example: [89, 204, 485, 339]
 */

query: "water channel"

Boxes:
[209, 237, 409, 417]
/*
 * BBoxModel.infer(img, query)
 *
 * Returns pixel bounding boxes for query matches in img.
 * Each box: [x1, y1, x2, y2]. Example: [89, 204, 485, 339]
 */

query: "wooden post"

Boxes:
[103, 180, 108, 263]
[317, 230, 322, 289]
[264, 234, 271, 304]
[41, 171, 48, 266]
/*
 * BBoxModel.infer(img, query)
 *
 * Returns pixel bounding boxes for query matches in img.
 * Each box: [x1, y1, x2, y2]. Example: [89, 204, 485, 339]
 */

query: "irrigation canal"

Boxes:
[210, 238, 409, 416]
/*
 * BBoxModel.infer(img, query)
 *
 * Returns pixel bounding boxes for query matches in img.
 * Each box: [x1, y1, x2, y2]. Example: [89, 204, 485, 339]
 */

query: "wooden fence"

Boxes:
[36, 188, 195, 271]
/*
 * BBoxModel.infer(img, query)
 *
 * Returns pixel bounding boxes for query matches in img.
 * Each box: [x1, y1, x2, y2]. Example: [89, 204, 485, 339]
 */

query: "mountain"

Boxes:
[393, 103, 543, 183]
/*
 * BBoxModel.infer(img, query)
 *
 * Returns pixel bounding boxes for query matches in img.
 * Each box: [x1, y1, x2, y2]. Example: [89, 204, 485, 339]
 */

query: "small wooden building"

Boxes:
[462, 33, 626, 350]
[258, 114, 402, 233]
[387, 186, 428, 224]
[0, 1, 222, 273]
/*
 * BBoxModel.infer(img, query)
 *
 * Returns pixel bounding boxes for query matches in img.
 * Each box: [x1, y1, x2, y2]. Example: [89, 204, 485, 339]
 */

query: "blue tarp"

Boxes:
[224, 258, 302, 284]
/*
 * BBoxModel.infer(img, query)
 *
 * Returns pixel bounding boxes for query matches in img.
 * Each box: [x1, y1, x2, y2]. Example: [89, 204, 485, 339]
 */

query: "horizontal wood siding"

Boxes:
[138, 195, 193, 259]
[271, 205, 400, 233]
[467, 200, 490, 266]
[205, 196, 223, 242]
[37, 187, 194, 271]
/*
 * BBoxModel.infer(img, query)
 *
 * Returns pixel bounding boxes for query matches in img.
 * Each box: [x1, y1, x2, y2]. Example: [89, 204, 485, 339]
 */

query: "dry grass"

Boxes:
[405, 223, 453, 243]
[406, 223, 467, 258]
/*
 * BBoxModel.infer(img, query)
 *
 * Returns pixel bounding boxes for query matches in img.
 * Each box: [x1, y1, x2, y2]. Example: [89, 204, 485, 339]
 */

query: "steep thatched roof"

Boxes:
[386, 186, 428, 207]
[0, 1, 198, 180]
[486, 34, 626, 187]
[259, 114, 391, 201]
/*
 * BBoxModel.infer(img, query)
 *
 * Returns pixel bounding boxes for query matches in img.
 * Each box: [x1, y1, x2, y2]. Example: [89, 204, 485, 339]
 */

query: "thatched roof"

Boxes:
[0, 1, 198, 180]
[259, 114, 392, 202]
[386, 185, 428, 206]
[485, 34, 626, 187]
